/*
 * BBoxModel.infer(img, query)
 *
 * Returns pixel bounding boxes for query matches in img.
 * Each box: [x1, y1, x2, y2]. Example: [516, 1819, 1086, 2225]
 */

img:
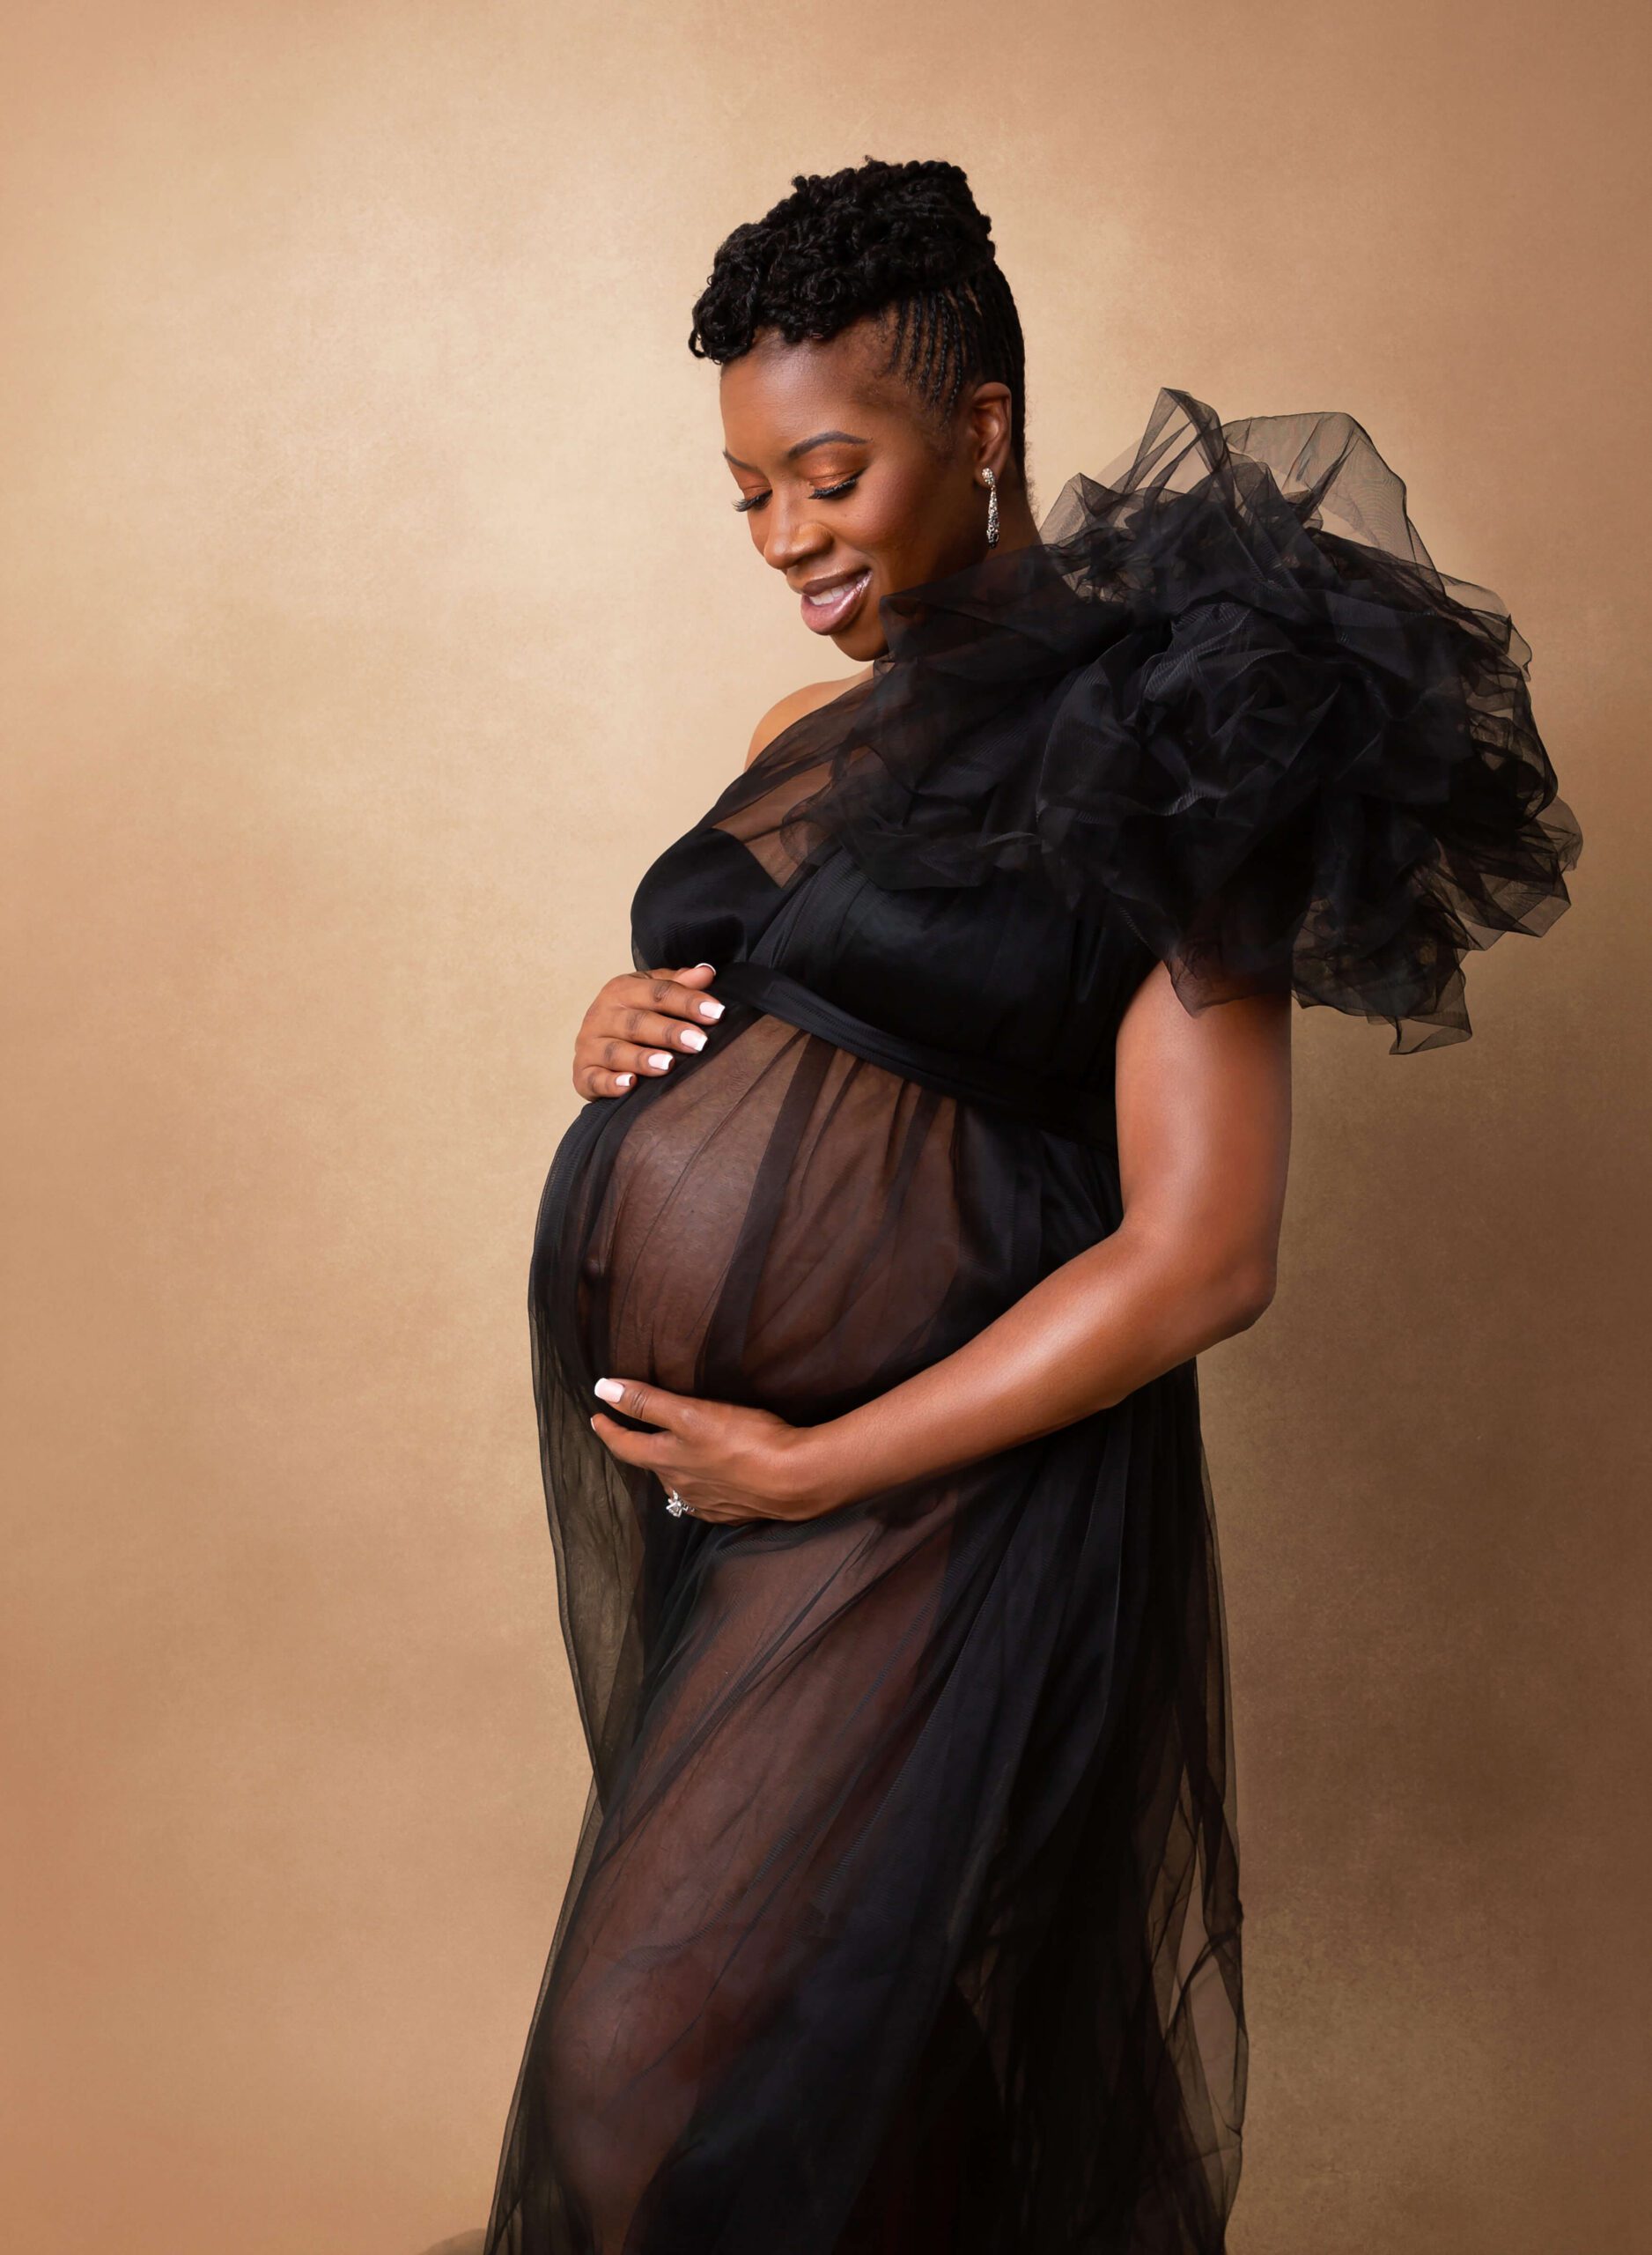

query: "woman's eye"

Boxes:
[730, 472, 861, 515]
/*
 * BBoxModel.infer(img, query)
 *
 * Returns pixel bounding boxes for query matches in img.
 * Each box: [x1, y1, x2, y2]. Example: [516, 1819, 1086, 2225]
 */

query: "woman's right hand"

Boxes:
[573, 962, 726, 1098]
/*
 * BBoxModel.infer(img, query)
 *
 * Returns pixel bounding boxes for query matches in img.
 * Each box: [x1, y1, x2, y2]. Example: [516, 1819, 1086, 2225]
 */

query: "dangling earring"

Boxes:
[982, 465, 1000, 547]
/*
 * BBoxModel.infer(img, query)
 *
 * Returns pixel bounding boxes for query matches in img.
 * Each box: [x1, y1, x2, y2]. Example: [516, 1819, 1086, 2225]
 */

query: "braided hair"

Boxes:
[688, 157, 1028, 484]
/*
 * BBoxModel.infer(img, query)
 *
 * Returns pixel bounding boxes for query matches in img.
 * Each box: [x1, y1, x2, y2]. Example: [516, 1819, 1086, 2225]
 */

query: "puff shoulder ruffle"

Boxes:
[747, 387, 1582, 1053]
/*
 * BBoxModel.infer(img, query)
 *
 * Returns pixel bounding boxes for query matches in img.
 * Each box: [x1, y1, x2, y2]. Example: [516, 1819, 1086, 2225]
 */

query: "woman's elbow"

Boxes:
[1215, 1252, 1278, 1335]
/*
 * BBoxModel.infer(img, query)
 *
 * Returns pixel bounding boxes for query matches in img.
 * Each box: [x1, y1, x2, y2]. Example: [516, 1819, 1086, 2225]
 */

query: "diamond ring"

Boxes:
[665, 1488, 690, 1517]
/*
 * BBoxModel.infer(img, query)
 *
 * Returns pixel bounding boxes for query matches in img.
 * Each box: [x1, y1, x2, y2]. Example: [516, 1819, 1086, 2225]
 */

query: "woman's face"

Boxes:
[719, 315, 1008, 662]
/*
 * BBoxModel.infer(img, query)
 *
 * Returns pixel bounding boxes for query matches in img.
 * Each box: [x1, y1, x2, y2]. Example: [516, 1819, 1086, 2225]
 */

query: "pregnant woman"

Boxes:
[479, 158, 1580, 2255]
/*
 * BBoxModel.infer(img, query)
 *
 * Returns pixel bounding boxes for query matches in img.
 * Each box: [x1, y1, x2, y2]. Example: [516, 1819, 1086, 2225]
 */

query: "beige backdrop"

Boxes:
[3, 2, 1647, 2250]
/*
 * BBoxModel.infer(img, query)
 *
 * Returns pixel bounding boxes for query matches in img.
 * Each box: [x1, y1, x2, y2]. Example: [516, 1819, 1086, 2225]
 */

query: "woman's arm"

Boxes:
[590, 962, 1293, 1520]
[792, 963, 1292, 1508]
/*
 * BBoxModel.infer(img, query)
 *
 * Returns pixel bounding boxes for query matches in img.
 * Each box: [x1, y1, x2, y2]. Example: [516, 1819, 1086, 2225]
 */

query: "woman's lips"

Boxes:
[799, 567, 872, 635]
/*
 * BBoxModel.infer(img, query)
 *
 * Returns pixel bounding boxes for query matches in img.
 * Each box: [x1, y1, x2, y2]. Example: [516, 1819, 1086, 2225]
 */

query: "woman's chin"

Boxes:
[832, 620, 886, 664]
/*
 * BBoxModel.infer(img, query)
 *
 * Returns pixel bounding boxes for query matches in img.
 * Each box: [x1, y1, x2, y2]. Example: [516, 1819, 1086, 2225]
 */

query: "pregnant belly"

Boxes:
[540, 1011, 1030, 1424]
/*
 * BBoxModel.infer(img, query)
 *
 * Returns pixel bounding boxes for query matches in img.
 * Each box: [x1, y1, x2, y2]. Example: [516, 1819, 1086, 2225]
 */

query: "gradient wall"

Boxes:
[2, 3, 1646, 2250]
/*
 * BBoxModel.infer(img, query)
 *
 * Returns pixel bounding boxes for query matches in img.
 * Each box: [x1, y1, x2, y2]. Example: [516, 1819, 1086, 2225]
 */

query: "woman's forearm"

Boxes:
[791, 1223, 1274, 1512]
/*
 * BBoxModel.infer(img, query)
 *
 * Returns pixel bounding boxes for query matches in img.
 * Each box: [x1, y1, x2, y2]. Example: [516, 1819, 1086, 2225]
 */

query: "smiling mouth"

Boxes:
[798, 567, 872, 634]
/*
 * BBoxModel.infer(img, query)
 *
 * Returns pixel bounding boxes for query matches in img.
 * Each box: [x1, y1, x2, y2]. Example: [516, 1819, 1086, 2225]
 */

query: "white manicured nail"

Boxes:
[647, 1052, 673, 1069]
[680, 1027, 707, 1050]
[697, 998, 724, 1020]
[615, 1072, 634, 1087]
[594, 1378, 624, 1401]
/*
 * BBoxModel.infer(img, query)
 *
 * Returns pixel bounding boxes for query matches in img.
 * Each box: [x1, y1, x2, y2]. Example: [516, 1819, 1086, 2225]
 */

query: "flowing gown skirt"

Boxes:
[480, 998, 1245, 2255]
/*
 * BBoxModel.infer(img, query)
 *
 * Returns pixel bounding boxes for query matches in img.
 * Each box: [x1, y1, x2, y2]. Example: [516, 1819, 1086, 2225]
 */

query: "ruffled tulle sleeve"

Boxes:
[726, 387, 1582, 1054]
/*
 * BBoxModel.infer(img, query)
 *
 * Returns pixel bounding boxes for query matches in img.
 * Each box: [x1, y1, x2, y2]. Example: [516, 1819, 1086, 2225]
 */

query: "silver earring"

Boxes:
[982, 466, 999, 548]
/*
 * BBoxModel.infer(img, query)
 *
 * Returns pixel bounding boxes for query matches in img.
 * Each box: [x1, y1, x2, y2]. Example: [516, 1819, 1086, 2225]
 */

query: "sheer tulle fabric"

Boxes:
[481, 391, 1578, 2255]
[723, 385, 1580, 1051]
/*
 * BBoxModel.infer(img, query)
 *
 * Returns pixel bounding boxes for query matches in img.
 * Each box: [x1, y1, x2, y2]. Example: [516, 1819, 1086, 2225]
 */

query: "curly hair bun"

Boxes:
[689, 155, 1027, 477]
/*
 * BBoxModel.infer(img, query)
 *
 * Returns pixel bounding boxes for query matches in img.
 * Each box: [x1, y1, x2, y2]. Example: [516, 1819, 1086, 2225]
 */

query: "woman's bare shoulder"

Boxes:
[744, 667, 876, 769]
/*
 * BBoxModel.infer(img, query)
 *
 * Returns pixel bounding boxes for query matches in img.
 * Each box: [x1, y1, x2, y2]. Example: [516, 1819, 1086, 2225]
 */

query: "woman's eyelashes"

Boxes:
[732, 473, 862, 514]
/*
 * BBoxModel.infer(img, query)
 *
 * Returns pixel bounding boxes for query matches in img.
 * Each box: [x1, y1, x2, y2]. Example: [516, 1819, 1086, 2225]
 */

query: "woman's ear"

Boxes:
[966, 381, 1015, 479]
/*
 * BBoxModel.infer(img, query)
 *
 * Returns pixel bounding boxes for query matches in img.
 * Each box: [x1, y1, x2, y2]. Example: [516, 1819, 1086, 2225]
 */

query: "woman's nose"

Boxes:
[760, 496, 830, 574]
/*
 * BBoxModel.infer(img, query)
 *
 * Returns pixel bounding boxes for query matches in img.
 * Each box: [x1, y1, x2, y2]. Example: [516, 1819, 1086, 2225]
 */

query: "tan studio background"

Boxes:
[3, 3, 1648, 2251]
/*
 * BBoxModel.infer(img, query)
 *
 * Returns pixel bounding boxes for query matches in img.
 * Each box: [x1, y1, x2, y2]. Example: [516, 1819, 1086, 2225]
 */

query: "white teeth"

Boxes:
[805, 571, 868, 606]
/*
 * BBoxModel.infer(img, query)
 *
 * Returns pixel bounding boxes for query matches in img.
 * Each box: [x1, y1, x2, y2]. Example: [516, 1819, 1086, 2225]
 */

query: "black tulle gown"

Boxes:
[480, 389, 1580, 2255]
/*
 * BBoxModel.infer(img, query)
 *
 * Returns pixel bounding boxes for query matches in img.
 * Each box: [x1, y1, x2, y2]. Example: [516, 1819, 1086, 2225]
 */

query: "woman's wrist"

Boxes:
[778, 1402, 986, 1519]
[778, 1416, 883, 1518]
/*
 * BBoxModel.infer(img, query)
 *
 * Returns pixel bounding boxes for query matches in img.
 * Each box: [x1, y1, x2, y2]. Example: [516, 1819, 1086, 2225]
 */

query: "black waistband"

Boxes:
[709, 959, 1117, 1153]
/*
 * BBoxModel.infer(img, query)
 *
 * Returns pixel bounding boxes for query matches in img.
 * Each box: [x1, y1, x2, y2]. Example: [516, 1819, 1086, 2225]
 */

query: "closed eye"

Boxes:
[732, 474, 861, 514]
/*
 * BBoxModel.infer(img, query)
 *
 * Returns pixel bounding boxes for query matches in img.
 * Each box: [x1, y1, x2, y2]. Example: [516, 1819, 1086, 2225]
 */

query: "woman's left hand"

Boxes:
[588, 1375, 844, 1524]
